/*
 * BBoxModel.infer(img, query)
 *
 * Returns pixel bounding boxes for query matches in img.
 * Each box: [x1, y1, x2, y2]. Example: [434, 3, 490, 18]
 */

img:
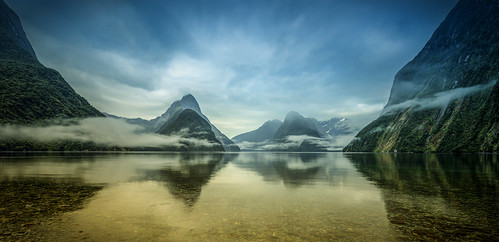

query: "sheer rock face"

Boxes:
[345, 0, 499, 152]
[0, 0, 103, 124]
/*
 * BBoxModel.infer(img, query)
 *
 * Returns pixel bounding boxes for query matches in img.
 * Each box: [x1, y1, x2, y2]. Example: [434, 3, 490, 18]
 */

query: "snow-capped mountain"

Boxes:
[319, 118, 354, 137]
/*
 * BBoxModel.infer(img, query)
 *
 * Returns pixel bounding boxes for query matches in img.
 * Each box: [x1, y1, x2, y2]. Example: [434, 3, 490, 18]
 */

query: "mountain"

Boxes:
[274, 111, 325, 140]
[232, 112, 356, 151]
[153, 94, 239, 151]
[0, 0, 35, 61]
[103, 112, 150, 128]
[157, 109, 225, 151]
[107, 94, 239, 151]
[319, 118, 354, 136]
[232, 119, 282, 143]
[0, 0, 103, 124]
[233, 115, 354, 144]
[149, 94, 202, 132]
[272, 111, 331, 151]
[344, 0, 499, 152]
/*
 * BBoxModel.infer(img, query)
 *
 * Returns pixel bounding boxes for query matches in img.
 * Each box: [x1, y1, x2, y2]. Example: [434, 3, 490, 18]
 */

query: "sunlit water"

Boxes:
[0, 152, 497, 241]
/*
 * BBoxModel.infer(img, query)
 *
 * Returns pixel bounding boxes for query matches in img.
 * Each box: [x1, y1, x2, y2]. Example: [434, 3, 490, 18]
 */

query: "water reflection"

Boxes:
[0, 152, 395, 241]
[232, 153, 352, 188]
[345, 153, 498, 241]
[2, 152, 496, 240]
[140, 153, 238, 206]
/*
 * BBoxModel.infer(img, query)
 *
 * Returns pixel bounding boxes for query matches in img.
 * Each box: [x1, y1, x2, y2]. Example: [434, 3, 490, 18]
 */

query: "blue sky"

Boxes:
[6, 0, 457, 137]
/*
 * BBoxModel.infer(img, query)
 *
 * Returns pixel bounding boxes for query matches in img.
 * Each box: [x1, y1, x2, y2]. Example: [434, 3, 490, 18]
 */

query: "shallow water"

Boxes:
[0, 152, 497, 241]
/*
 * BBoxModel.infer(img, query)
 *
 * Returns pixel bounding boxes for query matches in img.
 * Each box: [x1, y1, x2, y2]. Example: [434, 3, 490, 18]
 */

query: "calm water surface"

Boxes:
[0, 152, 497, 241]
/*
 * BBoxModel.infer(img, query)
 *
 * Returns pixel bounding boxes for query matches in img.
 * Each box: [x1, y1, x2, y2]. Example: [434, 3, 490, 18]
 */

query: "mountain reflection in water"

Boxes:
[345, 153, 498, 241]
[232, 153, 350, 188]
[140, 153, 237, 206]
[0, 152, 497, 241]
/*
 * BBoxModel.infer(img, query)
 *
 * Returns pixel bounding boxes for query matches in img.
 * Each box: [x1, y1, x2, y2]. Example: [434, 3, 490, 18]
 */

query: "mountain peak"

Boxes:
[284, 111, 303, 121]
[275, 111, 321, 139]
[178, 94, 201, 113]
[264, 119, 283, 126]
[180, 94, 196, 103]
[150, 94, 239, 151]
[0, 0, 103, 124]
[0, 0, 37, 60]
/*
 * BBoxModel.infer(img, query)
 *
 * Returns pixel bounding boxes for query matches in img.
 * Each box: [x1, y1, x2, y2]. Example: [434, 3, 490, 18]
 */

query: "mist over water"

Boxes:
[236, 135, 352, 151]
[0, 118, 219, 148]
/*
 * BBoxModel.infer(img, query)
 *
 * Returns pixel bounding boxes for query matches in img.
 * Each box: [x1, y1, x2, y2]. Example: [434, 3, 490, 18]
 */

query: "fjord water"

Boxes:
[0, 153, 497, 241]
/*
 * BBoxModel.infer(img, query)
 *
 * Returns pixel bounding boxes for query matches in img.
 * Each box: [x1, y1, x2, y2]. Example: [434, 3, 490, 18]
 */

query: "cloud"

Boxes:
[0, 118, 219, 148]
[236, 135, 349, 151]
[381, 80, 497, 115]
[236, 138, 302, 151]
[6, 0, 459, 137]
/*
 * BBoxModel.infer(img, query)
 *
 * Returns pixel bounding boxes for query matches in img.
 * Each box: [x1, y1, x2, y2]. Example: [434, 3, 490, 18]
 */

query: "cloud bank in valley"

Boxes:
[0, 118, 218, 148]
[381, 80, 497, 115]
[236, 135, 351, 151]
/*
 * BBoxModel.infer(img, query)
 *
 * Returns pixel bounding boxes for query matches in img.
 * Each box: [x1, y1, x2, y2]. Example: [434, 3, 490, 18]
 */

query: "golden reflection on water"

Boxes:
[2, 152, 497, 240]
[15, 154, 398, 241]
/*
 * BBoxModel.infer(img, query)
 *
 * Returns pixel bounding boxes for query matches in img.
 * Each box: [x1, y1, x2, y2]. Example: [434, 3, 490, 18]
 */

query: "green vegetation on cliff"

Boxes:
[0, 0, 102, 125]
[345, 0, 499, 153]
[0, 60, 103, 124]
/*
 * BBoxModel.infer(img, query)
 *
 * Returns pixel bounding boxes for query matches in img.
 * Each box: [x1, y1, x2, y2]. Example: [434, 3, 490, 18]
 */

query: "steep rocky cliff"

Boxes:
[344, 0, 498, 152]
